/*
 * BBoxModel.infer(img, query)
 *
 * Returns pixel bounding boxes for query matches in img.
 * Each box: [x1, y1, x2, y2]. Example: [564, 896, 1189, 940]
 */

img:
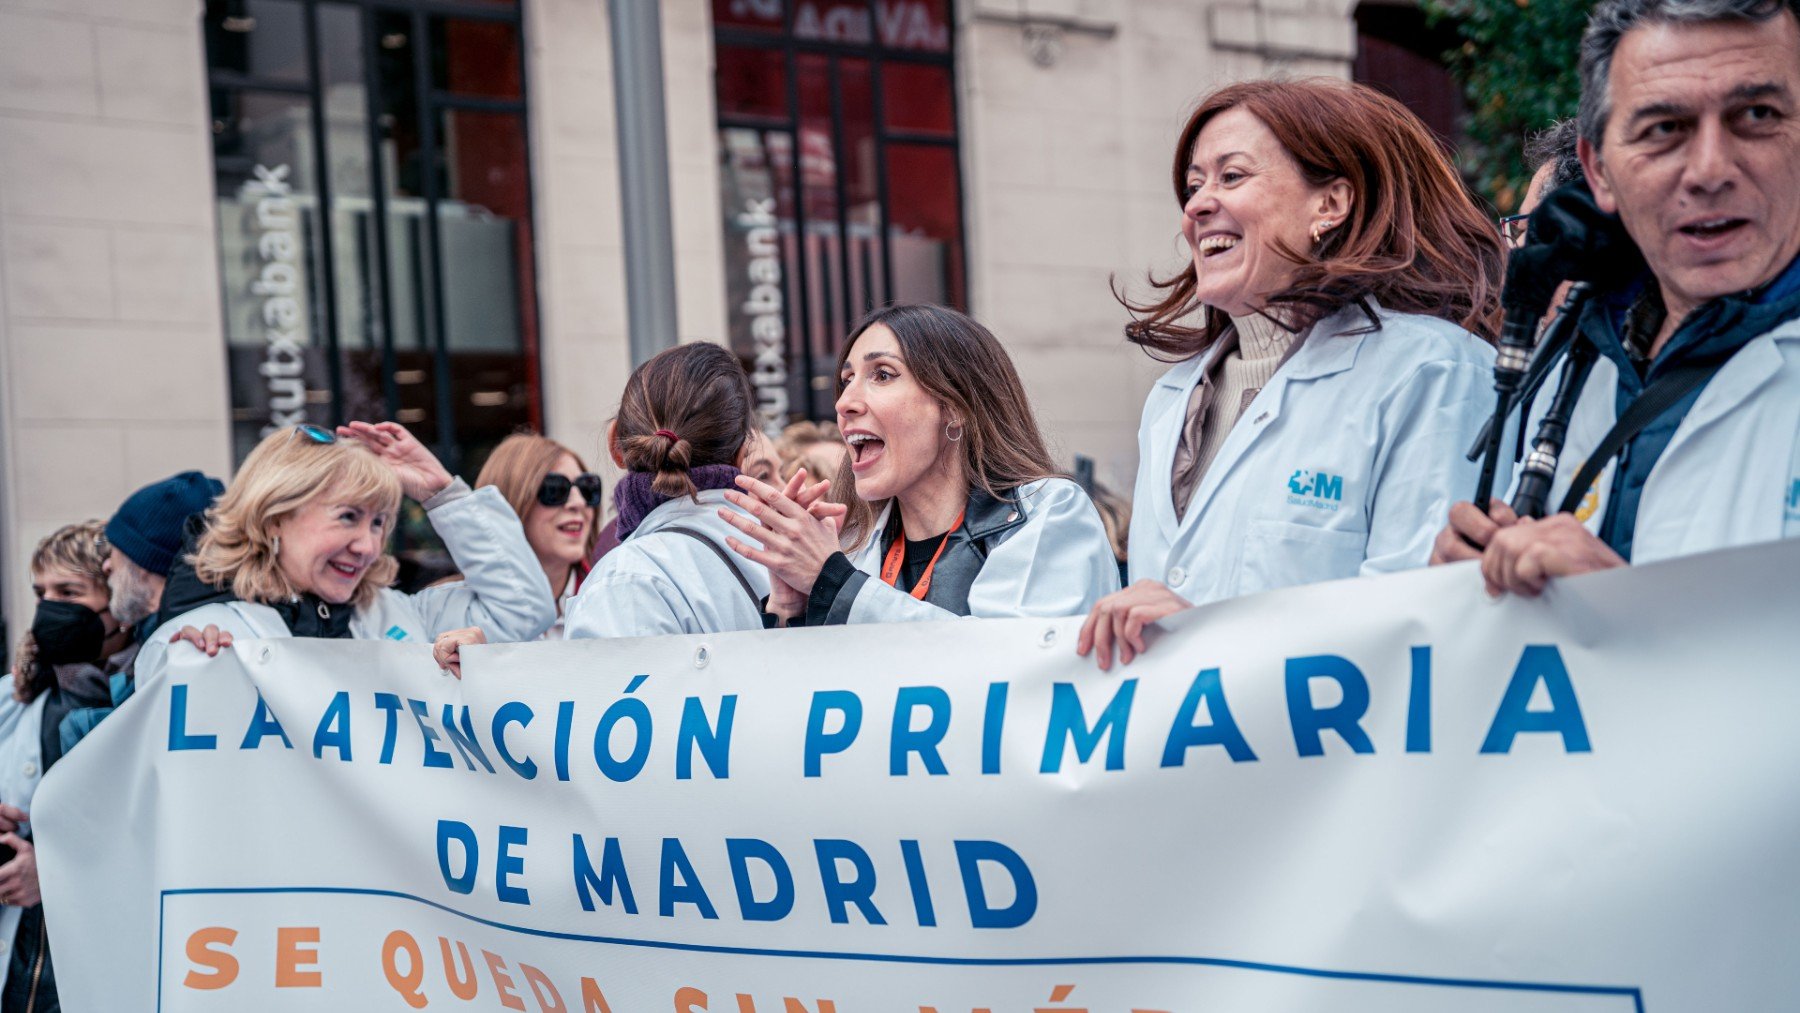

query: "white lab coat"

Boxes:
[1129, 301, 1500, 605]
[1525, 317, 1800, 561]
[564, 489, 772, 638]
[0, 680, 44, 992]
[831, 477, 1122, 623]
[136, 481, 557, 680]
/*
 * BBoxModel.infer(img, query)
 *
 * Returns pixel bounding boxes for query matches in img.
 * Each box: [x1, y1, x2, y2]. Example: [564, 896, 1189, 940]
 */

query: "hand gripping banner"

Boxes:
[34, 541, 1800, 1012]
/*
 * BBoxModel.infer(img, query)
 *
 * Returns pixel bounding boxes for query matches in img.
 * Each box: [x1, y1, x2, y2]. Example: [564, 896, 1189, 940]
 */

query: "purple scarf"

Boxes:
[613, 465, 743, 539]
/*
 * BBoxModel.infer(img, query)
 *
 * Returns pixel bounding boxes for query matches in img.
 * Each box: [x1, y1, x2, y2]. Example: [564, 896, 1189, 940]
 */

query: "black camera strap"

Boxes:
[661, 525, 762, 613]
[1555, 356, 1732, 516]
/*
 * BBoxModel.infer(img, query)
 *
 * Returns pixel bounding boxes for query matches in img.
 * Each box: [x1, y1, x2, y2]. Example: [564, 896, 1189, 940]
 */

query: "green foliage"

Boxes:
[1422, 0, 1589, 211]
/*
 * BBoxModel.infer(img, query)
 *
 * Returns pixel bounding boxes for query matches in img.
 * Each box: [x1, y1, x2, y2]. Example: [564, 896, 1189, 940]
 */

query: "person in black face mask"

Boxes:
[1, 520, 135, 1010]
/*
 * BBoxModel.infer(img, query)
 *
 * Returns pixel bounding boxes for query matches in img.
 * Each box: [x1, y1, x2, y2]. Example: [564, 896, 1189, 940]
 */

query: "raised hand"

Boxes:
[338, 421, 454, 503]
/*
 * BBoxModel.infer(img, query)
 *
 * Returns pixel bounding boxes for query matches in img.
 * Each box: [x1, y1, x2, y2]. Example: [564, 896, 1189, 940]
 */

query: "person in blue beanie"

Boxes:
[54, 472, 225, 754]
[101, 471, 226, 642]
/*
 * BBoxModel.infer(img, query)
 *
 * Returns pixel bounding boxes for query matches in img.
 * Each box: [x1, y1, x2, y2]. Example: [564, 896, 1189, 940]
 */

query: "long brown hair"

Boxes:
[1117, 78, 1503, 360]
[475, 432, 601, 561]
[838, 304, 1057, 545]
[615, 343, 756, 498]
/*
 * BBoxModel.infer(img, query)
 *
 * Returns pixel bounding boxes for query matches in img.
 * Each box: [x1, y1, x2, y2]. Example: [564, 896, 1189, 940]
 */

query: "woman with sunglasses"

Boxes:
[447, 434, 602, 640]
[137, 421, 557, 678]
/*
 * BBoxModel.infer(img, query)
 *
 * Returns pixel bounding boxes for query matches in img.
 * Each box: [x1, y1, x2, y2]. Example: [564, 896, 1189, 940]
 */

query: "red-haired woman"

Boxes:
[1080, 78, 1505, 668]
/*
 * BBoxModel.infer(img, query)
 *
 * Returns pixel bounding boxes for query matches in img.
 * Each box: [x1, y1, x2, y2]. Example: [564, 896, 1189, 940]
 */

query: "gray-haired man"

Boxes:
[1435, 0, 1800, 591]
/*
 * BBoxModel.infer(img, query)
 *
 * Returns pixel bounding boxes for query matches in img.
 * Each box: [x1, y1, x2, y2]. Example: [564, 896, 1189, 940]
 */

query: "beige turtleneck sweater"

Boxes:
[1170, 312, 1297, 519]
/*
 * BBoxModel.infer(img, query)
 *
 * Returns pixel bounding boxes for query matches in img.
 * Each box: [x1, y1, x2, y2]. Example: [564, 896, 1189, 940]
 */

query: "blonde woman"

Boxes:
[137, 422, 555, 681]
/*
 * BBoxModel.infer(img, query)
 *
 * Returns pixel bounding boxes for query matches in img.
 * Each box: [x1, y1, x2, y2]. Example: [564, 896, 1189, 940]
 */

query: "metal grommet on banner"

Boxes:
[1040, 627, 1057, 648]
[694, 644, 710, 669]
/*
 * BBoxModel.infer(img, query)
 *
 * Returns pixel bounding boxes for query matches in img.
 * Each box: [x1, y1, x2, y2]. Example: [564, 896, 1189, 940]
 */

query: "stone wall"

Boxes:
[0, 0, 232, 645]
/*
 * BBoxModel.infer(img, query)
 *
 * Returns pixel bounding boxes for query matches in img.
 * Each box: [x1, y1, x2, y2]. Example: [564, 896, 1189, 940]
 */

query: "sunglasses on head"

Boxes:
[538, 472, 603, 508]
[292, 423, 338, 444]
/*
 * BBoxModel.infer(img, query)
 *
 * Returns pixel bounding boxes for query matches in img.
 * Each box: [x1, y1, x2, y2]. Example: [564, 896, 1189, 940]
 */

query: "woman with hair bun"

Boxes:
[1080, 78, 1505, 669]
[563, 343, 836, 638]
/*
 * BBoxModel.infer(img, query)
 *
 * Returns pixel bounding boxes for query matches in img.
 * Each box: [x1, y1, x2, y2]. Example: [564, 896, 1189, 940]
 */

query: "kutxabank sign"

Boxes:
[35, 540, 1800, 1011]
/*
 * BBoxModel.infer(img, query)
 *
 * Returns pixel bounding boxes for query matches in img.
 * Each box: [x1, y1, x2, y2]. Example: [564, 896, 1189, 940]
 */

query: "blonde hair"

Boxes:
[191, 428, 403, 608]
[15, 520, 111, 702]
[775, 421, 846, 483]
[30, 520, 109, 587]
[475, 432, 600, 560]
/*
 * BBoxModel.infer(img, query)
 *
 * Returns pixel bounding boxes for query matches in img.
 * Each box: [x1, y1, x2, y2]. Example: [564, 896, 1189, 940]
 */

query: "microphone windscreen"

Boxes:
[1500, 179, 1645, 316]
[1525, 180, 1646, 289]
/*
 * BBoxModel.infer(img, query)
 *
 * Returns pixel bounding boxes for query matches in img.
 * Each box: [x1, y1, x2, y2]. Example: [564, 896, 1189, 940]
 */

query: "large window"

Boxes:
[712, 0, 965, 429]
[204, 0, 541, 481]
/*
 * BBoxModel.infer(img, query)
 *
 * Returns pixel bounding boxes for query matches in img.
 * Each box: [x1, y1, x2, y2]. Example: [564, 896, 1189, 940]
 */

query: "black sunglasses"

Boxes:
[538, 472, 603, 508]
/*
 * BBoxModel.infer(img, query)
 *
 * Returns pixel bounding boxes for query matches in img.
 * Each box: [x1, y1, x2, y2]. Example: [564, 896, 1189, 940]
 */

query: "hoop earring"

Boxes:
[272, 535, 281, 557]
[946, 421, 964, 443]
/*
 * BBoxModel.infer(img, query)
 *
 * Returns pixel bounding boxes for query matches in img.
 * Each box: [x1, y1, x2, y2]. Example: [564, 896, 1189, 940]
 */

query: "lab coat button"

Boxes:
[22, 762, 36, 778]
[1167, 566, 1187, 586]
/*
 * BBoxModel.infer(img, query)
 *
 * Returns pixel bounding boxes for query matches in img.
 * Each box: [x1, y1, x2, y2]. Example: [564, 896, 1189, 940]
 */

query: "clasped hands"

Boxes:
[716, 470, 846, 624]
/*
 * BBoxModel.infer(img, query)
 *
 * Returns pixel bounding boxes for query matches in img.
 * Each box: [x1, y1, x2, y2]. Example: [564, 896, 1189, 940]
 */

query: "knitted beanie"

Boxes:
[105, 471, 225, 577]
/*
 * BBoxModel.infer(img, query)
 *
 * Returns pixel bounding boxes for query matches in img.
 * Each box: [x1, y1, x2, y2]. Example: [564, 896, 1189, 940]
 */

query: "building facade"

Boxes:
[0, 0, 1447, 645]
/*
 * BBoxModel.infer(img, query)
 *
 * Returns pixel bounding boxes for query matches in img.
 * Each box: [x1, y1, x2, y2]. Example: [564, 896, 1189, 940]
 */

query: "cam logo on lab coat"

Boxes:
[1286, 470, 1344, 511]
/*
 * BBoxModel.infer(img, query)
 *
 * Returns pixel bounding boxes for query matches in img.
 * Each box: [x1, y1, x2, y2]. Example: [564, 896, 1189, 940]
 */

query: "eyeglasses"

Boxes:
[1499, 213, 1530, 249]
[537, 472, 603, 508]
[292, 423, 338, 444]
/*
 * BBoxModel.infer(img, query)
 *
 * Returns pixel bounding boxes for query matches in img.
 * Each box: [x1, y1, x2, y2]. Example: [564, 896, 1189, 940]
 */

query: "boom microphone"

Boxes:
[1469, 181, 1645, 513]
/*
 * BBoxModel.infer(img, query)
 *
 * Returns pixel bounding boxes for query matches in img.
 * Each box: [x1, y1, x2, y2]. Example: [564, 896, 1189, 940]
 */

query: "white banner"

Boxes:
[34, 541, 1800, 1012]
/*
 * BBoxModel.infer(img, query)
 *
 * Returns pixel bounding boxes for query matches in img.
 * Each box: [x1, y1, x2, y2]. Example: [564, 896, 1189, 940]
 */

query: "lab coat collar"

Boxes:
[1166, 300, 1375, 541]
[1281, 300, 1376, 381]
[1661, 315, 1800, 455]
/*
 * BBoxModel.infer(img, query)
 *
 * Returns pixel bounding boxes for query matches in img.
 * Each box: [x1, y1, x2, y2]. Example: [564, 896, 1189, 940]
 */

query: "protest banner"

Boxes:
[34, 541, 1800, 1011]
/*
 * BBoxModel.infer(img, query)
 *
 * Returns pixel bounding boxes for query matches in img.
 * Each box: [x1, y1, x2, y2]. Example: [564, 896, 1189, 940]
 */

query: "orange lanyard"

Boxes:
[880, 510, 965, 600]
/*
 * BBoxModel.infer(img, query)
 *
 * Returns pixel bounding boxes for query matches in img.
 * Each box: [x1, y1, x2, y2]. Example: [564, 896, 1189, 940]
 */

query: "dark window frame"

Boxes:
[202, 0, 543, 474]
[713, 0, 968, 422]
